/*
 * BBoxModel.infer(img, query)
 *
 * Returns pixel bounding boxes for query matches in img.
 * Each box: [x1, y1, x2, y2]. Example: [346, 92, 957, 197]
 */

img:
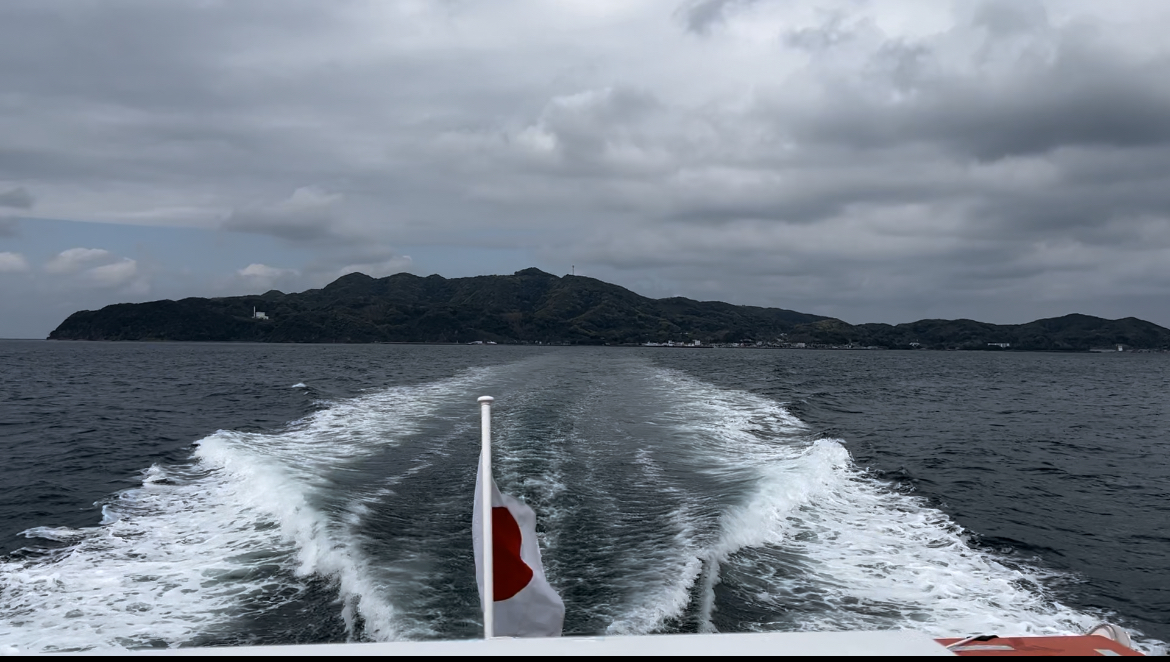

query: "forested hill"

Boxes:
[793, 314, 1170, 351]
[47, 268, 828, 344]
[48, 268, 1170, 350]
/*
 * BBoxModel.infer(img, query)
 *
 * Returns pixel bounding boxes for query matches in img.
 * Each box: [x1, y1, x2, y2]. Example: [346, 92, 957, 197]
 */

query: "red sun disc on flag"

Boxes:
[492, 506, 534, 601]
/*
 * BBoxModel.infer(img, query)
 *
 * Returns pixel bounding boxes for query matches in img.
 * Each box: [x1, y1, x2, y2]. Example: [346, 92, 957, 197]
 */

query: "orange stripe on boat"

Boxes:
[935, 635, 1143, 656]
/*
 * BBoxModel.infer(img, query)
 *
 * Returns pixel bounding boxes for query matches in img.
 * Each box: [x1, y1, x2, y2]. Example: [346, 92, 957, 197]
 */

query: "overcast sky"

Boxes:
[3, 0, 1170, 338]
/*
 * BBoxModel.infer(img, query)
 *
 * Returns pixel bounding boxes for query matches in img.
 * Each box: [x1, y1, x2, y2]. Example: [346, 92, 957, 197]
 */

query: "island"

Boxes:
[48, 268, 1170, 351]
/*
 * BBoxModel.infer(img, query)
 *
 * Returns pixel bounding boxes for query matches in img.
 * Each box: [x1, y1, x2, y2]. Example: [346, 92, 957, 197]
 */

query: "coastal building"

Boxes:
[252, 307, 269, 320]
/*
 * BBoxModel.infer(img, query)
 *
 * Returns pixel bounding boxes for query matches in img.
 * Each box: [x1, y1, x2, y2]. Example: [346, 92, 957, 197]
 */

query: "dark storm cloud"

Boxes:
[0, 187, 34, 209]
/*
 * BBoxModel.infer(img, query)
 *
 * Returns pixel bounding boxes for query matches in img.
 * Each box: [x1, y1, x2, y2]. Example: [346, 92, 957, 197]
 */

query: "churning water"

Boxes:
[0, 342, 1166, 653]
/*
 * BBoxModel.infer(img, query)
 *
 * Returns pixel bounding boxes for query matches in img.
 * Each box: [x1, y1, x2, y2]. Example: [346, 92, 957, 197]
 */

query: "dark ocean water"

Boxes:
[0, 341, 1166, 653]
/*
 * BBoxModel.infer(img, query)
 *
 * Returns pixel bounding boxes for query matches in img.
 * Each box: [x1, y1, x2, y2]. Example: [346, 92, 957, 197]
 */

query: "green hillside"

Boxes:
[48, 268, 827, 344]
[47, 268, 1170, 350]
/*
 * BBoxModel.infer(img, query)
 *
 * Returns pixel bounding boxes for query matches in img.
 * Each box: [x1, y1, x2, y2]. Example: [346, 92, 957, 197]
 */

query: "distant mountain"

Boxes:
[808, 314, 1170, 351]
[47, 268, 1170, 350]
[47, 268, 828, 345]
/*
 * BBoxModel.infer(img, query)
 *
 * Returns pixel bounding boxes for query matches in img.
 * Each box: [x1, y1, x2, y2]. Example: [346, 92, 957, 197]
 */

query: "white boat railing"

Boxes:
[118, 630, 955, 657]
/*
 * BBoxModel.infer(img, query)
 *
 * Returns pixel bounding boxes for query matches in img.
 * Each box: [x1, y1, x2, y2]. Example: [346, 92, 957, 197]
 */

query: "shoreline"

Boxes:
[24, 338, 1170, 353]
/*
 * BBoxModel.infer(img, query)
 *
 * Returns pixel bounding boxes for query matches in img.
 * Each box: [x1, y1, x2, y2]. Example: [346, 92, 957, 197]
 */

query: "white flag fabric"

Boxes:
[472, 458, 565, 638]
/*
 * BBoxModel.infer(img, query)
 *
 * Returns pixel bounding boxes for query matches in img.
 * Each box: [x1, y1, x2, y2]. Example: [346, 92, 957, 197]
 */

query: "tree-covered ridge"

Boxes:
[48, 268, 1170, 350]
[48, 268, 827, 344]
[835, 314, 1170, 351]
[727, 314, 1170, 351]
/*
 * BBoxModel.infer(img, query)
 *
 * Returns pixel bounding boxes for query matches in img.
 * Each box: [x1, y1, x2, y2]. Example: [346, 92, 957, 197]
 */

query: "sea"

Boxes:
[0, 340, 1166, 654]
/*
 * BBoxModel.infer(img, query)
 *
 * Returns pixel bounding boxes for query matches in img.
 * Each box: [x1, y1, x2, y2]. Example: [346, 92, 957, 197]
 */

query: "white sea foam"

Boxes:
[0, 370, 491, 653]
[488, 387, 572, 583]
[0, 461, 295, 653]
[642, 369, 1163, 652]
[291, 383, 307, 389]
[603, 448, 705, 636]
[486, 376, 709, 637]
[4, 358, 1162, 653]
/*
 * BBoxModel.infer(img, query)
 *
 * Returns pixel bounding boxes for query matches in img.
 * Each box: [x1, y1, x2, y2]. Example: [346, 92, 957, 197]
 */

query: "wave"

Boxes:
[2, 356, 1162, 654]
[0, 460, 306, 653]
[639, 369, 1164, 653]
[0, 369, 492, 653]
[602, 447, 705, 635]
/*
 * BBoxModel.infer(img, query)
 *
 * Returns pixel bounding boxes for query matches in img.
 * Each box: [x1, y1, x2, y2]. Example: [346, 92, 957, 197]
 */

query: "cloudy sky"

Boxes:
[3, 0, 1170, 338]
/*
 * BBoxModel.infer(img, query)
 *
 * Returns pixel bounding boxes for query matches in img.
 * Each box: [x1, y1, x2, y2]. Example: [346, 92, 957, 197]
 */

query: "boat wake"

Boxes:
[0, 370, 491, 653]
[627, 369, 1163, 654]
[0, 357, 1163, 655]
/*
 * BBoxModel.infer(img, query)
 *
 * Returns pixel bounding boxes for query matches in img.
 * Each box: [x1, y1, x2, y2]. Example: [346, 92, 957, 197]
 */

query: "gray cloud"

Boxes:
[222, 187, 344, 242]
[36, 247, 149, 297]
[230, 263, 301, 293]
[971, 0, 1051, 37]
[677, 0, 759, 35]
[784, 12, 856, 51]
[0, 219, 17, 237]
[44, 248, 116, 275]
[0, 251, 29, 273]
[336, 255, 413, 279]
[4, 0, 1170, 334]
[0, 187, 34, 209]
[781, 9, 1170, 161]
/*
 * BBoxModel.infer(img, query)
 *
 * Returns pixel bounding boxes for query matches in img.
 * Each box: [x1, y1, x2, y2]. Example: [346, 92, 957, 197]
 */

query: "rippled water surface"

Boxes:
[0, 341, 1166, 653]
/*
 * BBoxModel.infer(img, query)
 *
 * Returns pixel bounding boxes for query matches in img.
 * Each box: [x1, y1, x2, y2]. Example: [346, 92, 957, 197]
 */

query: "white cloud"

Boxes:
[235, 262, 300, 291]
[83, 258, 139, 289]
[40, 248, 148, 293]
[337, 255, 412, 278]
[0, 251, 30, 273]
[238, 263, 297, 279]
[44, 248, 114, 274]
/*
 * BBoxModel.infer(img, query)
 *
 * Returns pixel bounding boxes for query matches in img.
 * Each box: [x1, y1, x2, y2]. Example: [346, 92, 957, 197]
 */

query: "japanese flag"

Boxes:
[472, 459, 565, 638]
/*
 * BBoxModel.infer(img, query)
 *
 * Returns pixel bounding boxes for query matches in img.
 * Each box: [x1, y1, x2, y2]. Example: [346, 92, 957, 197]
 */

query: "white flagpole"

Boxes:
[478, 395, 494, 640]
